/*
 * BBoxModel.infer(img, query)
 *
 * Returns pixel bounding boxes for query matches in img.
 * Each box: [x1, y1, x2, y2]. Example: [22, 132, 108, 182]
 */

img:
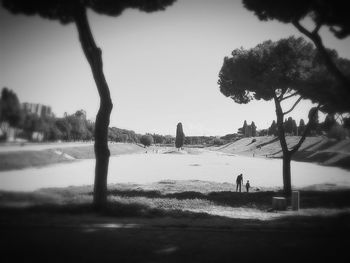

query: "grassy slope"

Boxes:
[212, 136, 350, 169]
[0, 143, 144, 171]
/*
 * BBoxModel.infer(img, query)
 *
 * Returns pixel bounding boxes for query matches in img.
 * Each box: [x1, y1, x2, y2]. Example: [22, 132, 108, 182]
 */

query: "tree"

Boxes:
[55, 118, 72, 141]
[19, 113, 39, 140]
[284, 117, 294, 135]
[251, 121, 257, 137]
[66, 113, 88, 141]
[243, 0, 350, 91]
[0, 87, 22, 128]
[2, 0, 176, 209]
[298, 119, 306, 135]
[175, 122, 185, 149]
[268, 120, 278, 136]
[212, 137, 225, 146]
[308, 107, 320, 135]
[153, 134, 165, 145]
[218, 36, 324, 196]
[292, 119, 298, 135]
[243, 120, 248, 131]
[140, 134, 153, 147]
[323, 114, 336, 133]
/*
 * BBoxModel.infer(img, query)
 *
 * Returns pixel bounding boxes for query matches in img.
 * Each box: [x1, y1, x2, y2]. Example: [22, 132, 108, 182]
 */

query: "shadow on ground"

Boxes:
[1, 185, 350, 263]
[106, 189, 350, 209]
[0, 196, 349, 263]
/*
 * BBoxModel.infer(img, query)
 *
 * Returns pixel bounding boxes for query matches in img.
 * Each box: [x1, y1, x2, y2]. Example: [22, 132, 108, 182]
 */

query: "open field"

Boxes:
[1, 136, 350, 172]
[1, 149, 350, 192]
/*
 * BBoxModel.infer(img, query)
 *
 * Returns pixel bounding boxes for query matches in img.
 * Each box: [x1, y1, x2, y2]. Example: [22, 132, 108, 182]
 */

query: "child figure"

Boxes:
[246, 180, 250, 193]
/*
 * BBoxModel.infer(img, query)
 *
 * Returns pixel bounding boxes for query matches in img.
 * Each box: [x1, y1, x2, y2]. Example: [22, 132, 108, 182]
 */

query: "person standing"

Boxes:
[246, 180, 250, 193]
[236, 173, 243, 192]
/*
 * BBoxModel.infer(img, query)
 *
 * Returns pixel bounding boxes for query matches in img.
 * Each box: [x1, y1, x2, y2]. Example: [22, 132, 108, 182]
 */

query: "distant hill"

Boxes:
[211, 136, 350, 170]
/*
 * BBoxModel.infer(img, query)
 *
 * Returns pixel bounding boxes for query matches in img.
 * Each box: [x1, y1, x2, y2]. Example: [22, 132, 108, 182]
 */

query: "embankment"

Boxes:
[0, 143, 144, 171]
[212, 136, 350, 170]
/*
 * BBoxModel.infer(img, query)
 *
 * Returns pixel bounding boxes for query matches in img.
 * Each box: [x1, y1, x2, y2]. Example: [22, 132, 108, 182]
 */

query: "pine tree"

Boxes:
[298, 119, 306, 135]
[251, 121, 257, 137]
[175, 122, 185, 149]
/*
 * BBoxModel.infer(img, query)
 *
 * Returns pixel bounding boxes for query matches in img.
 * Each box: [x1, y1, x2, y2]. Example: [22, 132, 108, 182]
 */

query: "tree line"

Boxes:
[263, 113, 349, 140]
[0, 88, 223, 147]
[0, 87, 156, 144]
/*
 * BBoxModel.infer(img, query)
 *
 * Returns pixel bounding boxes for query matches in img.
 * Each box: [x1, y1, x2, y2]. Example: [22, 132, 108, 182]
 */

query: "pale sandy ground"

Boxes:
[212, 136, 350, 168]
[1, 149, 350, 191]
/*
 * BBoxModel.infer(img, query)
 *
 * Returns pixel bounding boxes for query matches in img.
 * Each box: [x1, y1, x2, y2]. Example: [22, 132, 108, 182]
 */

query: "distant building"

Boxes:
[21, 102, 53, 118]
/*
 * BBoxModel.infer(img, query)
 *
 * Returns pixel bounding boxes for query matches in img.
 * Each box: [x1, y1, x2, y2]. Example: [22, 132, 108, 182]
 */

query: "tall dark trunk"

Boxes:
[273, 94, 292, 196]
[74, 7, 113, 209]
[282, 152, 292, 196]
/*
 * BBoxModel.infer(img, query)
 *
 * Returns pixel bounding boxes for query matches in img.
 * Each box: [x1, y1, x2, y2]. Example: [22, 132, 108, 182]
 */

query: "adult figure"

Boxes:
[236, 174, 243, 192]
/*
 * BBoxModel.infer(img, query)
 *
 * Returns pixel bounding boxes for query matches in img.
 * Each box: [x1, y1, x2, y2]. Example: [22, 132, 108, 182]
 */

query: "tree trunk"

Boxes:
[273, 94, 292, 196]
[282, 152, 292, 196]
[74, 7, 113, 209]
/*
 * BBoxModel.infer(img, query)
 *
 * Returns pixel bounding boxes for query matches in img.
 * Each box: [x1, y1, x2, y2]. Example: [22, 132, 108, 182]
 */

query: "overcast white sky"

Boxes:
[1, 0, 349, 136]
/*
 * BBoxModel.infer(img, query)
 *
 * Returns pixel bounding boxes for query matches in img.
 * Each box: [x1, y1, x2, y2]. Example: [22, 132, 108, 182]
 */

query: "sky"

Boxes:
[1, 0, 350, 136]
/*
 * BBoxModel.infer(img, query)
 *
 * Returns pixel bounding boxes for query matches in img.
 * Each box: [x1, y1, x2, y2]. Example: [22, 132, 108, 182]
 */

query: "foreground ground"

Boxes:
[1, 211, 349, 263]
[1, 181, 350, 262]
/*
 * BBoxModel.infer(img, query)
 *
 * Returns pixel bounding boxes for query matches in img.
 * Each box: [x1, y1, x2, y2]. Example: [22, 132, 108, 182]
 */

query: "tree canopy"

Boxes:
[218, 36, 332, 195]
[140, 134, 154, 147]
[218, 36, 350, 114]
[219, 37, 314, 103]
[243, 0, 350, 39]
[242, 0, 350, 98]
[2, 0, 176, 24]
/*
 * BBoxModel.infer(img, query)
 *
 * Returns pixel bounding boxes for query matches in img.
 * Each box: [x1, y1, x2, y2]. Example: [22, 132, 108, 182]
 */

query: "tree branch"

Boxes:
[283, 96, 302, 116]
[290, 105, 321, 155]
[280, 91, 299, 101]
[292, 19, 350, 89]
[292, 19, 314, 39]
[312, 21, 322, 35]
[277, 89, 287, 101]
[273, 92, 289, 154]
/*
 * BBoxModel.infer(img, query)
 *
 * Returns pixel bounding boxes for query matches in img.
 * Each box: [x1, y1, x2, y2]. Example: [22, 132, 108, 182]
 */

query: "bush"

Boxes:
[140, 134, 154, 147]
